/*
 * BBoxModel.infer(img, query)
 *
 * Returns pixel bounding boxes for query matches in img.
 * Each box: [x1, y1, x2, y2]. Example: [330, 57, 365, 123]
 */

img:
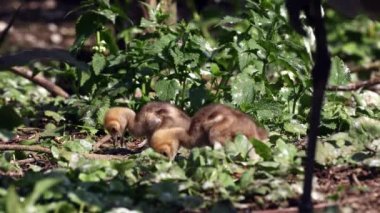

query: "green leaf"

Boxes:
[273, 140, 298, 168]
[230, 73, 255, 106]
[239, 168, 255, 188]
[71, 12, 108, 52]
[96, 99, 110, 126]
[44, 110, 65, 122]
[251, 138, 272, 161]
[284, 120, 307, 135]
[24, 178, 61, 207]
[210, 63, 221, 76]
[6, 186, 23, 213]
[64, 139, 93, 153]
[315, 142, 339, 165]
[328, 56, 350, 85]
[100, 29, 119, 54]
[92, 53, 106, 75]
[154, 79, 181, 101]
[225, 135, 252, 158]
[51, 146, 60, 159]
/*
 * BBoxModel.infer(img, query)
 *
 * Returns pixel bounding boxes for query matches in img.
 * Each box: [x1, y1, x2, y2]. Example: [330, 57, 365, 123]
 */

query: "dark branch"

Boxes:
[10, 66, 70, 98]
[327, 78, 380, 91]
[0, 144, 130, 160]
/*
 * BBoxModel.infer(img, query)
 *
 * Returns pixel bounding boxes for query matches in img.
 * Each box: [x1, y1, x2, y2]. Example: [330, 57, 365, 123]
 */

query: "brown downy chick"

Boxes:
[149, 104, 268, 159]
[104, 102, 191, 147]
[133, 102, 191, 138]
[185, 104, 268, 148]
[149, 127, 188, 160]
[103, 107, 136, 147]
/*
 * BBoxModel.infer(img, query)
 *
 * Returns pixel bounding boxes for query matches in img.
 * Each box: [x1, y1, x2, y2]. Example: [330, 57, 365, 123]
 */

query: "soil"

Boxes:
[1, 0, 380, 212]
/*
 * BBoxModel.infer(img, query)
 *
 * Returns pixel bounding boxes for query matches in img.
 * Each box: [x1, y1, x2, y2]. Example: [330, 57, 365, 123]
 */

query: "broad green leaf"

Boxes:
[350, 116, 380, 141]
[64, 139, 93, 153]
[239, 168, 255, 188]
[44, 110, 65, 122]
[284, 120, 307, 135]
[154, 79, 181, 101]
[92, 53, 107, 75]
[251, 138, 272, 161]
[315, 142, 340, 165]
[5, 186, 23, 213]
[71, 12, 108, 52]
[51, 146, 60, 159]
[273, 140, 298, 168]
[25, 178, 61, 207]
[230, 73, 255, 105]
[328, 56, 350, 85]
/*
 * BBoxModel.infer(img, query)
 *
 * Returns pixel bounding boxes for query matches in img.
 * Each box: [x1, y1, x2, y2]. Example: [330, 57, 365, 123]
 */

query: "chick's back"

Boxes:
[136, 102, 191, 136]
[188, 104, 267, 146]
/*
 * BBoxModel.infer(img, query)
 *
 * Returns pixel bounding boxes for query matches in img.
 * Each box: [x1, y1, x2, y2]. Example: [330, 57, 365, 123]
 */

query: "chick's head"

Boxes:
[103, 107, 130, 144]
[149, 128, 181, 160]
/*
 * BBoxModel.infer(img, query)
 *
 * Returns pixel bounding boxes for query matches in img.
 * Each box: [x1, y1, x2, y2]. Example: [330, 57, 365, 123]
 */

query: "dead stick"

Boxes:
[0, 144, 51, 153]
[10, 66, 69, 98]
[0, 144, 129, 160]
[326, 78, 380, 91]
[94, 135, 111, 150]
[350, 61, 380, 73]
[11, 158, 36, 164]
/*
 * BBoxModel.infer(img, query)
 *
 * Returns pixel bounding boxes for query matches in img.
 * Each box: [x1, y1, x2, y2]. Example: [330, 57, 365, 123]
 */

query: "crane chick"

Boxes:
[149, 104, 268, 160]
[103, 102, 191, 147]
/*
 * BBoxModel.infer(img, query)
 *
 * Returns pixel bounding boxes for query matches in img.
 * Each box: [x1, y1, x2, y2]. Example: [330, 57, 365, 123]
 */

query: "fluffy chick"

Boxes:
[103, 107, 135, 147]
[104, 102, 190, 147]
[149, 104, 268, 159]
[133, 102, 191, 138]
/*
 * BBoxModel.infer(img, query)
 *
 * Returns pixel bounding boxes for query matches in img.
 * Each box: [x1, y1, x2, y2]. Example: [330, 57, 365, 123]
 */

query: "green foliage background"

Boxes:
[0, 0, 380, 212]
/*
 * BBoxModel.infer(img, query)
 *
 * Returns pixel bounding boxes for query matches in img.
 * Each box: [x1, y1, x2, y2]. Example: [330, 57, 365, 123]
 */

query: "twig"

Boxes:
[0, 144, 129, 160]
[94, 135, 111, 150]
[350, 61, 380, 73]
[0, 144, 51, 153]
[326, 78, 380, 91]
[0, 170, 24, 177]
[11, 158, 36, 165]
[10, 66, 69, 98]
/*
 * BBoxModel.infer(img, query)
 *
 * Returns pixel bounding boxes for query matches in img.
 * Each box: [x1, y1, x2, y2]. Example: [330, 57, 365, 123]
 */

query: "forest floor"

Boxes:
[1, 0, 380, 212]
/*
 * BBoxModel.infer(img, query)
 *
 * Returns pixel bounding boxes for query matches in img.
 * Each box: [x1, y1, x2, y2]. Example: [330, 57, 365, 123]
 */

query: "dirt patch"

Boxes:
[316, 166, 380, 213]
[0, 0, 79, 54]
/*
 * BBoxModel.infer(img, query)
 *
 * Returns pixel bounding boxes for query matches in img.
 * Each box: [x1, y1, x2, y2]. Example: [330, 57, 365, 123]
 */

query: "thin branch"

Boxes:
[0, 48, 90, 71]
[326, 78, 380, 91]
[350, 61, 380, 73]
[11, 158, 36, 164]
[10, 66, 69, 98]
[94, 135, 111, 150]
[0, 170, 23, 177]
[0, 144, 129, 160]
[0, 144, 51, 153]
